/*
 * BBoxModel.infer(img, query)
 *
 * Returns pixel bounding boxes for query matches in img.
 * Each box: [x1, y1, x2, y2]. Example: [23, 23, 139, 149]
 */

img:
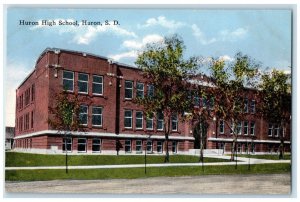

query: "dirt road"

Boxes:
[5, 173, 291, 195]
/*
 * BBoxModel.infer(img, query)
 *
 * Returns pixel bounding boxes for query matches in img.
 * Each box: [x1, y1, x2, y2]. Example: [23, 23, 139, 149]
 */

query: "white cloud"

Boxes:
[30, 19, 137, 45]
[108, 50, 138, 61]
[219, 55, 234, 62]
[122, 34, 164, 50]
[220, 27, 248, 41]
[191, 24, 217, 45]
[141, 16, 185, 30]
[110, 34, 164, 61]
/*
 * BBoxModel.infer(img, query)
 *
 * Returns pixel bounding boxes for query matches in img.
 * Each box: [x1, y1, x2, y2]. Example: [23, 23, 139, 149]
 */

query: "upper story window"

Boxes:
[237, 121, 242, 135]
[157, 112, 164, 131]
[146, 113, 154, 130]
[24, 88, 30, 106]
[171, 114, 178, 131]
[243, 121, 248, 135]
[79, 105, 88, 125]
[92, 75, 103, 95]
[193, 95, 200, 107]
[136, 82, 144, 98]
[78, 73, 89, 94]
[124, 110, 133, 128]
[125, 80, 133, 99]
[31, 84, 35, 102]
[92, 106, 102, 127]
[250, 100, 256, 113]
[147, 84, 154, 98]
[135, 111, 143, 130]
[274, 124, 279, 137]
[230, 121, 234, 135]
[250, 121, 255, 136]
[244, 98, 248, 113]
[63, 71, 74, 92]
[268, 124, 273, 136]
[219, 120, 225, 134]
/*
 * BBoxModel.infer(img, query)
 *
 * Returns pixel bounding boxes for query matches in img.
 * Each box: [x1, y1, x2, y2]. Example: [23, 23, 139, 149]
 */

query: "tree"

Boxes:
[258, 69, 291, 159]
[208, 52, 260, 162]
[48, 91, 88, 173]
[135, 34, 198, 162]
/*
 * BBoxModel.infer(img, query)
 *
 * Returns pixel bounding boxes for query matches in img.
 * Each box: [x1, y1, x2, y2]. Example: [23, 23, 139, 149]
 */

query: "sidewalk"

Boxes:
[5, 156, 290, 170]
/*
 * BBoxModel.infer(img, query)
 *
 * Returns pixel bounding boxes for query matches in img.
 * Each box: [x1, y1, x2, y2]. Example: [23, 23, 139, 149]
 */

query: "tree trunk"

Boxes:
[199, 122, 204, 163]
[230, 138, 236, 161]
[164, 116, 170, 163]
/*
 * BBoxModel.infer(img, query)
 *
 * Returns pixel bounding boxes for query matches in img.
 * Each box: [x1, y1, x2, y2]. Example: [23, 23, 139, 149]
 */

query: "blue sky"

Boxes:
[5, 8, 292, 126]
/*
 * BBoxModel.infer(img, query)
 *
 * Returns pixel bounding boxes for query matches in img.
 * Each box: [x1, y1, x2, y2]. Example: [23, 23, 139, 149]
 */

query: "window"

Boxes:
[171, 114, 178, 131]
[268, 124, 273, 136]
[124, 110, 133, 128]
[172, 141, 177, 153]
[79, 105, 88, 125]
[157, 141, 163, 153]
[250, 100, 255, 113]
[19, 116, 23, 131]
[125, 140, 131, 153]
[92, 75, 103, 95]
[219, 120, 225, 134]
[250, 122, 255, 136]
[243, 121, 248, 135]
[194, 95, 200, 107]
[31, 84, 35, 102]
[31, 111, 34, 129]
[274, 125, 279, 137]
[244, 98, 248, 113]
[63, 138, 72, 152]
[147, 140, 153, 153]
[92, 138, 101, 153]
[157, 112, 164, 131]
[237, 121, 242, 135]
[251, 143, 255, 154]
[230, 121, 235, 135]
[136, 140, 143, 153]
[237, 143, 242, 153]
[125, 80, 133, 99]
[135, 111, 143, 129]
[25, 113, 29, 130]
[63, 71, 74, 92]
[136, 82, 144, 98]
[77, 138, 87, 153]
[92, 107, 102, 127]
[78, 73, 89, 94]
[146, 114, 154, 130]
[147, 84, 154, 98]
[25, 88, 30, 106]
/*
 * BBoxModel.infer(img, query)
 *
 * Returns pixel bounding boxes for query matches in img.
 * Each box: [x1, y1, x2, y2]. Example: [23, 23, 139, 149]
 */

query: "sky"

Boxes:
[4, 8, 292, 126]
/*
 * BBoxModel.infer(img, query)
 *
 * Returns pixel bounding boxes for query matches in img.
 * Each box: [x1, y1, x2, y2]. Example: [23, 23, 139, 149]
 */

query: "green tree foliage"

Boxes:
[209, 52, 260, 161]
[258, 69, 291, 159]
[135, 34, 199, 162]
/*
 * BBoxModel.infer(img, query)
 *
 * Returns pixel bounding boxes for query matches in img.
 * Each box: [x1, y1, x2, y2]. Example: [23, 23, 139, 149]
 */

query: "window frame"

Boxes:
[125, 140, 132, 153]
[250, 100, 256, 114]
[147, 84, 154, 98]
[63, 70, 74, 92]
[250, 121, 255, 136]
[136, 82, 144, 98]
[157, 141, 163, 153]
[237, 121, 242, 135]
[62, 137, 72, 153]
[146, 114, 154, 130]
[135, 111, 143, 130]
[171, 114, 178, 132]
[92, 138, 101, 153]
[135, 140, 143, 154]
[243, 121, 248, 135]
[268, 124, 273, 137]
[79, 105, 88, 126]
[244, 98, 249, 113]
[124, 110, 133, 129]
[157, 112, 164, 131]
[92, 106, 103, 127]
[78, 73, 89, 94]
[146, 140, 153, 153]
[77, 138, 87, 153]
[92, 75, 104, 96]
[125, 80, 133, 99]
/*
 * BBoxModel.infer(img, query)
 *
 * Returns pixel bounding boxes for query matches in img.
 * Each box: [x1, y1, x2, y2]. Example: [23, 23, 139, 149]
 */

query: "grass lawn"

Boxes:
[5, 163, 291, 181]
[5, 152, 229, 167]
[236, 154, 291, 160]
